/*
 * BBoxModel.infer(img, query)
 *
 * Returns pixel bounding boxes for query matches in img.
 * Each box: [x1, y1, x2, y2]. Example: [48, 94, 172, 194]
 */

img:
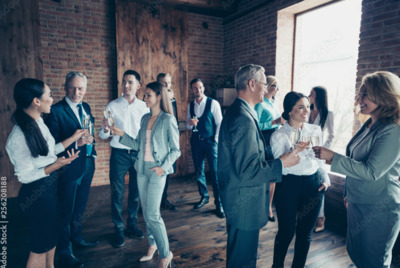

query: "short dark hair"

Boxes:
[123, 70, 141, 83]
[156, 73, 171, 82]
[282, 92, 308, 121]
[190, 78, 203, 88]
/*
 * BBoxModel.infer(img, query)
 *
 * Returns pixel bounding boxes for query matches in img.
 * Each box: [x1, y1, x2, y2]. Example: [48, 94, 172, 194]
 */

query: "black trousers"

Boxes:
[110, 148, 140, 231]
[226, 224, 259, 268]
[58, 157, 95, 256]
[272, 173, 323, 268]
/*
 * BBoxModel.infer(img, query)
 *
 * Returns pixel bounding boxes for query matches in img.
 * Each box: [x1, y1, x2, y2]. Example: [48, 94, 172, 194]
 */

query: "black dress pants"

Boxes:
[272, 173, 323, 268]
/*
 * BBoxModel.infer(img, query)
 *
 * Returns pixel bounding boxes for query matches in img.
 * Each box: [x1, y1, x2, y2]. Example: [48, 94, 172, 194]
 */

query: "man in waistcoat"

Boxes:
[186, 78, 224, 218]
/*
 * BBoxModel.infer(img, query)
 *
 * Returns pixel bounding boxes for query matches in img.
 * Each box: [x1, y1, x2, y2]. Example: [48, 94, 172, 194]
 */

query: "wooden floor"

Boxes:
[7, 174, 400, 267]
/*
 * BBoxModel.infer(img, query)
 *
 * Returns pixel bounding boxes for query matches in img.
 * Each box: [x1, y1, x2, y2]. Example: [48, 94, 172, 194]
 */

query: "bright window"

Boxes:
[293, 0, 362, 154]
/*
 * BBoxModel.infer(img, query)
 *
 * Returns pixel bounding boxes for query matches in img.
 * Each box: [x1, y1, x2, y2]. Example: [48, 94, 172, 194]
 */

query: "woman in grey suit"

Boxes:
[113, 82, 180, 268]
[314, 71, 400, 267]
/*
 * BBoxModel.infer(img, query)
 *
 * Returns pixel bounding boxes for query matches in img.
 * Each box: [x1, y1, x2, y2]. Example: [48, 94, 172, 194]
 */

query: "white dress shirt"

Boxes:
[185, 96, 223, 142]
[65, 96, 88, 127]
[6, 117, 65, 184]
[311, 110, 335, 148]
[99, 95, 149, 149]
[271, 122, 329, 184]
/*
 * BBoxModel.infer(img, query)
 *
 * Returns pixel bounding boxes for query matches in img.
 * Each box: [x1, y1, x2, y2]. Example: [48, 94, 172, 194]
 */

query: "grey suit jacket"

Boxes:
[218, 98, 283, 231]
[331, 118, 400, 205]
[120, 111, 181, 176]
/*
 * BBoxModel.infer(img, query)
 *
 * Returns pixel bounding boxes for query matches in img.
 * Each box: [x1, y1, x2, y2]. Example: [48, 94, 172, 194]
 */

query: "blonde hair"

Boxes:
[146, 82, 174, 115]
[266, 75, 278, 94]
[266, 75, 278, 88]
[362, 71, 400, 124]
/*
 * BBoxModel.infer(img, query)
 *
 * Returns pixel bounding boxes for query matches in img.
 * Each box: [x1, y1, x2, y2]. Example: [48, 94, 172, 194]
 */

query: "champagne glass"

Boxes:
[299, 135, 312, 158]
[289, 129, 300, 150]
[310, 136, 320, 147]
[192, 116, 198, 132]
[82, 115, 92, 139]
[104, 108, 114, 135]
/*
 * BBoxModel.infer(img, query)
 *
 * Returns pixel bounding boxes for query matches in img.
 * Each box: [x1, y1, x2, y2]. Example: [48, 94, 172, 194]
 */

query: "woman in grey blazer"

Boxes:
[113, 82, 180, 268]
[314, 71, 400, 267]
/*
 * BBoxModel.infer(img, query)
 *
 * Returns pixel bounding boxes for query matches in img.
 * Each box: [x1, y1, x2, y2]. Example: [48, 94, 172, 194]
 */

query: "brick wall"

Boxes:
[39, 0, 117, 186]
[37, 1, 224, 185]
[188, 13, 224, 99]
[223, 0, 300, 78]
[357, 0, 400, 81]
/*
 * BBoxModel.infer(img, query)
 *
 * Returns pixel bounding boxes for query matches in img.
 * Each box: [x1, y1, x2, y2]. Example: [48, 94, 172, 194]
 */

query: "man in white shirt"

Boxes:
[99, 70, 149, 247]
[45, 72, 98, 268]
[186, 78, 224, 218]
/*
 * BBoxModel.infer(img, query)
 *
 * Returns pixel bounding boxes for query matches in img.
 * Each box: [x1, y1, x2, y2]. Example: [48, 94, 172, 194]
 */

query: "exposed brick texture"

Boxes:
[188, 13, 224, 99]
[357, 0, 400, 81]
[223, 0, 300, 79]
[39, 0, 117, 186]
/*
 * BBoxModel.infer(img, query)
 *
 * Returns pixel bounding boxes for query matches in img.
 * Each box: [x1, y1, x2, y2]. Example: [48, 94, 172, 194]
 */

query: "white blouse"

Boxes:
[311, 111, 335, 148]
[271, 122, 330, 184]
[6, 117, 65, 184]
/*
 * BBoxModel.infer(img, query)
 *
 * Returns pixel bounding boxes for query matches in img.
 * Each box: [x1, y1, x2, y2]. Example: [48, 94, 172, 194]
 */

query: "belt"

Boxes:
[192, 133, 214, 141]
[113, 147, 137, 154]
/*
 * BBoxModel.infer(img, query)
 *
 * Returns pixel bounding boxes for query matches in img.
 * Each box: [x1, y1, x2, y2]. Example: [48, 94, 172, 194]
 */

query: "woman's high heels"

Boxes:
[158, 251, 173, 268]
[139, 246, 158, 262]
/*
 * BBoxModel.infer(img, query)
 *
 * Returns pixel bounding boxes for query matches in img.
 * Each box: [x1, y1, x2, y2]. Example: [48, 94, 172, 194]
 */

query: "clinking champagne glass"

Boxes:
[192, 116, 198, 132]
[310, 136, 320, 147]
[289, 129, 300, 150]
[300, 135, 312, 159]
[104, 108, 114, 136]
[82, 115, 92, 139]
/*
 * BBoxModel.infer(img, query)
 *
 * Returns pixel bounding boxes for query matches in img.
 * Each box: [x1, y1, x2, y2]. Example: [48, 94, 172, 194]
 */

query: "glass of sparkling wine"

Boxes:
[104, 108, 114, 135]
[192, 116, 198, 132]
[310, 136, 320, 147]
[82, 115, 92, 139]
[289, 129, 300, 150]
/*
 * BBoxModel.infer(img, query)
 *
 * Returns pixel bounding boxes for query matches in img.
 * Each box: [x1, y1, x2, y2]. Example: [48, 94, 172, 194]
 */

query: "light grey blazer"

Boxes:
[331, 118, 400, 204]
[120, 111, 181, 176]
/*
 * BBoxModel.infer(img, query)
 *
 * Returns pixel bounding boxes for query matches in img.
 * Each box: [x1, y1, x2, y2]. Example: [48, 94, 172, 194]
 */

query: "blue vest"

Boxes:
[190, 97, 216, 139]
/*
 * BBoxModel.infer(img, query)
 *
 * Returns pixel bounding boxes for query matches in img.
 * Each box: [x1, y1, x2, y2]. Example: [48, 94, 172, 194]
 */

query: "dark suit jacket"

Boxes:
[44, 98, 96, 180]
[218, 98, 282, 231]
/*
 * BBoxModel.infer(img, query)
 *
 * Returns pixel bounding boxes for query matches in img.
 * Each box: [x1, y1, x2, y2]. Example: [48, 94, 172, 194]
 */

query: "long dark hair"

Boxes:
[12, 78, 49, 157]
[282, 92, 307, 121]
[146, 82, 173, 115]
[311, 86, 329, 129]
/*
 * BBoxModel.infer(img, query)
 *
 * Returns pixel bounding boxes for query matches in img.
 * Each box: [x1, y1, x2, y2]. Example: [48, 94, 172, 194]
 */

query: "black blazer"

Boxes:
[218, 98, 282, 230]
[44, 98, 96, 180]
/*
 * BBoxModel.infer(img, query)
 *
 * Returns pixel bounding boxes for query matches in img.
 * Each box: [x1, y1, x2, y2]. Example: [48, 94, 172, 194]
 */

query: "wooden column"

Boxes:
[115, 0, 189, 176]
[0, 0, 43, 197]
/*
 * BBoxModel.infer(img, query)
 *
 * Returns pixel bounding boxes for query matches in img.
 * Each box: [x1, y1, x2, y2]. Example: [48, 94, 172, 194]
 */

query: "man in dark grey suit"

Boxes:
[218, 64, 300, 268]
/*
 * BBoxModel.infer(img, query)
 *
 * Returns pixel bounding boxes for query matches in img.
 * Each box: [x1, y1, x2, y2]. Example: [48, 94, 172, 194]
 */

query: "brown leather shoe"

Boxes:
[314, 216, 325, 233]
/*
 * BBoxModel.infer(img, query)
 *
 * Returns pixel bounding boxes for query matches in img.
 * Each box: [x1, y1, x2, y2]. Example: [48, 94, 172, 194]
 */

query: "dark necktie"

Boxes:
[77, 103, 83, 126]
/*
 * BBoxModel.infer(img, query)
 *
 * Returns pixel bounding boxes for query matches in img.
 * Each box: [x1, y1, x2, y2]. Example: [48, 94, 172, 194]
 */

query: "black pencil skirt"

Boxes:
[18, 172, 59, 254]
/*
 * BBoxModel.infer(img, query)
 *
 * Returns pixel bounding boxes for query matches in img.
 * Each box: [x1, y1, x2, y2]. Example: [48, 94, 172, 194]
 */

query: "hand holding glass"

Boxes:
[104, 109, 114, 135]
[82, 115, 93, 143]
[192, 116, 198, 132]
